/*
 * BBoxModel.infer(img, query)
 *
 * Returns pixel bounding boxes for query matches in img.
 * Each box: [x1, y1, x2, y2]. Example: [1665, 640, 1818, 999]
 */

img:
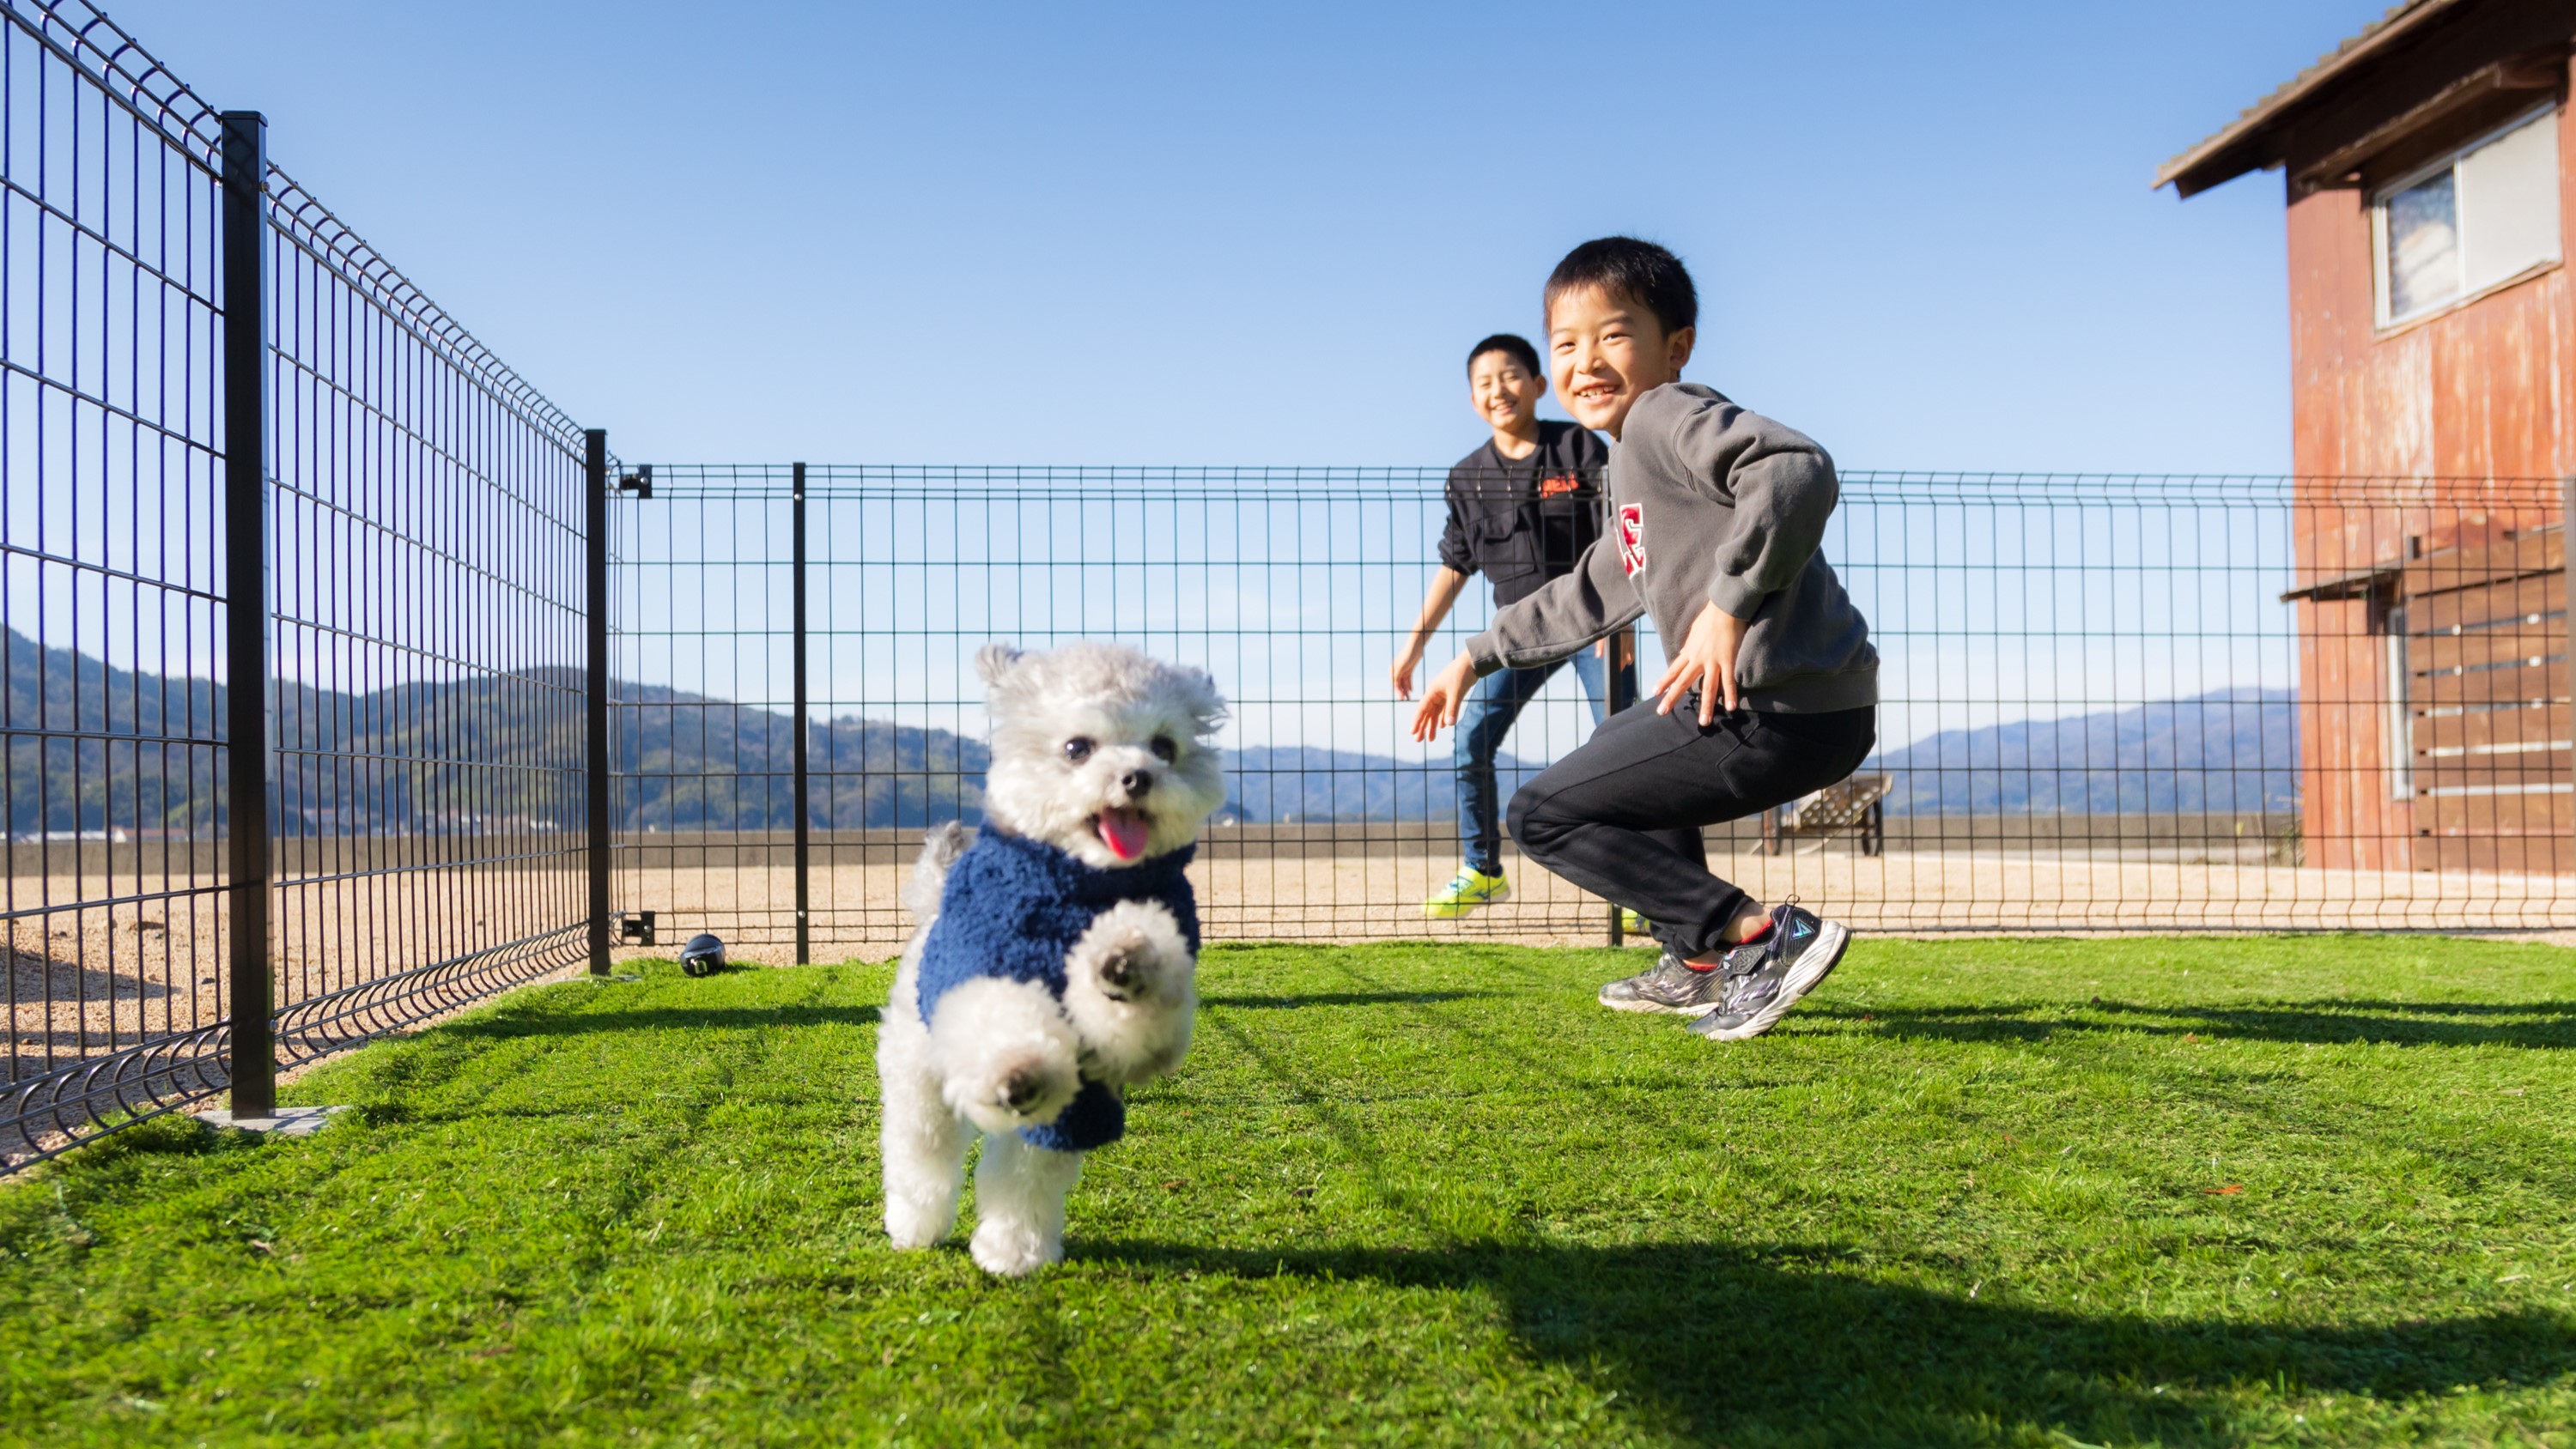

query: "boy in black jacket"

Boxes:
[1394, 334, 1697, 919]
[1412, 239, 1878, 1042]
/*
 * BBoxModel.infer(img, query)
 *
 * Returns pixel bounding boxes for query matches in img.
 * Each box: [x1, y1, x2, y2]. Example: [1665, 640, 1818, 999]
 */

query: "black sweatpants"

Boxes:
[1506, 700, 1876, 959]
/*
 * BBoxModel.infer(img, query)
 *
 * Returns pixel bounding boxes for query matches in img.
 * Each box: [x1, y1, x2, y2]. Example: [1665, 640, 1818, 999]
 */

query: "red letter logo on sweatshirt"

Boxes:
[1617, 503, 1646, 577]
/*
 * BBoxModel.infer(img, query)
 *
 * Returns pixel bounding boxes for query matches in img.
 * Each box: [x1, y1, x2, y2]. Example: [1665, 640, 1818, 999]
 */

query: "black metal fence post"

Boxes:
[220, 111, 275, 1117]
[1604, 626, 1635, 947]
[792, 463, 812, 965]
[587, 430, 612, 975]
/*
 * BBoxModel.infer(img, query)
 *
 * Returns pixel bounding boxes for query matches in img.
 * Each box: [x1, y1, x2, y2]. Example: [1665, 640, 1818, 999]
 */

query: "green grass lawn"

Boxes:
[2, 937, 2573, 1446]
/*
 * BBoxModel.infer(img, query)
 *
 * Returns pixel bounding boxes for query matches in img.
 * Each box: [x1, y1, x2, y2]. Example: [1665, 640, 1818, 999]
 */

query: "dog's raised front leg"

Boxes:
[927, 976, 1081, 1135]
[1062, 899, 1198, 1085]
[969, 1131, 1084, 1276]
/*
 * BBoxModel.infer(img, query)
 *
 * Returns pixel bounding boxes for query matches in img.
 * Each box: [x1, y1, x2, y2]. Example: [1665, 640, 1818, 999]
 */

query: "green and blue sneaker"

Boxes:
[1619, 908, 1651, 937]
[1424, 864, 1511, 919]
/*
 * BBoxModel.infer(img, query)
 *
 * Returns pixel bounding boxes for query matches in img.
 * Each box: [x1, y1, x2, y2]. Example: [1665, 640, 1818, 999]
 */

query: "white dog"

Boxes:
[877, 641, 1227, 1276]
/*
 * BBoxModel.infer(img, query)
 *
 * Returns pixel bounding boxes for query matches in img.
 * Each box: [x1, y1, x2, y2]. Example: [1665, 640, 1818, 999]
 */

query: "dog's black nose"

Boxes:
[1121, 770, 1154, 798]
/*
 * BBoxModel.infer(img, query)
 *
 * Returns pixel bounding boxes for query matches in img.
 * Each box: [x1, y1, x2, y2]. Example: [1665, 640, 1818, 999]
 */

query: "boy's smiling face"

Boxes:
[1546, 284, 1696, 439]
[1467, 349, 1546, 439]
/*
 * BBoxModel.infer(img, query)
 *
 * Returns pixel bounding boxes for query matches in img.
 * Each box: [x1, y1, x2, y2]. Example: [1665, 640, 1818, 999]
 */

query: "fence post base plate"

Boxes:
[192, 1105, 349, 1137]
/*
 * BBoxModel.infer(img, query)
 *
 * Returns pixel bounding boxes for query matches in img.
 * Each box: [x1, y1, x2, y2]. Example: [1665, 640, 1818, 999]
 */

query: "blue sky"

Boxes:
[105, 0, 2382, 473]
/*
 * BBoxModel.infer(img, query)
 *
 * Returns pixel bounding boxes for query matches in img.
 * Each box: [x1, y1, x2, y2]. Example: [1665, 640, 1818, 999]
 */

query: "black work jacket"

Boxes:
[1437, 421, 1612, 606]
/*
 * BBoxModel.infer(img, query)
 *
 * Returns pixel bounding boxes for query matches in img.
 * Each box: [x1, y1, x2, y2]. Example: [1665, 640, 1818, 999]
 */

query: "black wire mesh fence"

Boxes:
[604, 467, 2576, 961]
[255, 146, 592, 1070]
[1, 0, 595, 1166]
[0, 0, 229, 1166]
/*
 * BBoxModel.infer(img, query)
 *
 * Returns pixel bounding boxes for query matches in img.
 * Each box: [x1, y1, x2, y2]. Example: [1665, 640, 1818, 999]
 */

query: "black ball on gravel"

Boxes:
[679, 933, 726, 978]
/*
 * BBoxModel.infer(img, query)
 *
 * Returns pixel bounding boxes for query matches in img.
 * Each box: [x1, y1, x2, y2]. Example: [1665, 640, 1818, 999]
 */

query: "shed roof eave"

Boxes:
[2156, 0, 2464, 196]
[2278, 560, 2404, 603]
[2155, 149, 2278, 201]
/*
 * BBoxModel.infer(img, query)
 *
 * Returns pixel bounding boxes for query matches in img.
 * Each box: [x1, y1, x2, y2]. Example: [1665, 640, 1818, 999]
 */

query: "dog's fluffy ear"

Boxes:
[1174, 664, 1228, 738]
[975, 642, 1024, 688]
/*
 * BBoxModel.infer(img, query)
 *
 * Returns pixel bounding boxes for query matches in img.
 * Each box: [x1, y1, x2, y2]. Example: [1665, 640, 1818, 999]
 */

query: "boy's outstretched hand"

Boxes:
[1390, 644, 1424, 701]
[1655, 600, 1751, 725]
[1410, 651, 1479, 742]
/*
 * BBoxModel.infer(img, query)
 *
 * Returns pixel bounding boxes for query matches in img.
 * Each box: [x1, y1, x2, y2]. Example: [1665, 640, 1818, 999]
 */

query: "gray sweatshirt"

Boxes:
[1461, 382, 1877, 714]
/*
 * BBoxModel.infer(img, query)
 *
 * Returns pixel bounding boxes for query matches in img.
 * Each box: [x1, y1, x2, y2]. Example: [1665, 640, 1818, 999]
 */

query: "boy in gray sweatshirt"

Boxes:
[1410, 237, 1878, 1042]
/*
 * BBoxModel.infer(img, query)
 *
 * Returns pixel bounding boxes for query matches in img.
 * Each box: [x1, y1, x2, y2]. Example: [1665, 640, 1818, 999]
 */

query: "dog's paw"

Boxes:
[969, 1216, 1064, 1276]
[928, 978, 1081, 1134]
[949, 1046, 1078, 1135]
[884, 1198, 955, 1251]
[1064, 901, 1197, 1085]
[1095, 937, 1146, 997]
[999, 1058, 1068, 1114]
[1067, 900, 1192, 1004]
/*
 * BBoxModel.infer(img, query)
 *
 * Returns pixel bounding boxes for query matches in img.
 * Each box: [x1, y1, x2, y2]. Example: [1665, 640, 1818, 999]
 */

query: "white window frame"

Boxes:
[2383, 600, 2412, 801]
[2371, 103, 2563, 330]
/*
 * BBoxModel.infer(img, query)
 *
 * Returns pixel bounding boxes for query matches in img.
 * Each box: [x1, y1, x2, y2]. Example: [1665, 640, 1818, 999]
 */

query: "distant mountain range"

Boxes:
[6, 627, 2297, 834]
[1221, 745, 1543, 825]
[1238, 687, 2300, 820]
[1872, 687, 2298, 815]
[3, 629, 981, 835]
[7, 627, 228, 837]
[609, 681, 987, 831]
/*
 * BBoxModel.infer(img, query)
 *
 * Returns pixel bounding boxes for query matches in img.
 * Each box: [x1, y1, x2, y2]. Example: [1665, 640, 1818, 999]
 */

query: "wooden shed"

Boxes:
[2162, 0, 2576, 874]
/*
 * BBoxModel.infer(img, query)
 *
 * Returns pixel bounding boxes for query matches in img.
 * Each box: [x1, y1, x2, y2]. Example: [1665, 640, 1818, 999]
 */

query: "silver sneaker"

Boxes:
[1597, 952, 1730, 1016]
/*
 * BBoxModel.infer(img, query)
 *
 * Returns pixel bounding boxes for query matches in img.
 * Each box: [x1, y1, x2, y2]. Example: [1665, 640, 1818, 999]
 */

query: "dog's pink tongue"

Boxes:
[1097, 809, 1150, 862]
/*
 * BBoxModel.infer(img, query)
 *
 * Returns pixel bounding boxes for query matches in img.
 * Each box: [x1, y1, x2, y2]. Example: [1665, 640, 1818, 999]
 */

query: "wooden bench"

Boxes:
[1759, 773, 1891, 857]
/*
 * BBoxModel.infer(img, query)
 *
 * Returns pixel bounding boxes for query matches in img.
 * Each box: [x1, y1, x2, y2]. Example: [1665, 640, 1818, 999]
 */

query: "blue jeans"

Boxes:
[1454, 651, 1620, 875]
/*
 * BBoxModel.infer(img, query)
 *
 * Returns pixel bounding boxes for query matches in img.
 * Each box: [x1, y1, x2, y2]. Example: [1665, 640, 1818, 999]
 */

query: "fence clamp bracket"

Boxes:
[617, 911, 656, 947]
[618, 464, 653, 499]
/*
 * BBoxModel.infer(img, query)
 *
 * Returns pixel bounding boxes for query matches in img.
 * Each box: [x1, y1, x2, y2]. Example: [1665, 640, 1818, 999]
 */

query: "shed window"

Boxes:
[2372, 106, 2561, 327]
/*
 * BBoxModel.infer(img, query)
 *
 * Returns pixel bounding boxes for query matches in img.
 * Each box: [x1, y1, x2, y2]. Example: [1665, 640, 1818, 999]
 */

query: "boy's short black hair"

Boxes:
[1467, 332, 1541, 377]
[1544, 237, 1698, 338]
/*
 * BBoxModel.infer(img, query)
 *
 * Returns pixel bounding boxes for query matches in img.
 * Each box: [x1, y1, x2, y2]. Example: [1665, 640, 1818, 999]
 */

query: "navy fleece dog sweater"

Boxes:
[916, 827, 1200, 1154]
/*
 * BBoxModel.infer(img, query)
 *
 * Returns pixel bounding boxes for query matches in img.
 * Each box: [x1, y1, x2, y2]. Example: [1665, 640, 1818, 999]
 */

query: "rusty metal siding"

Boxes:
[2281, 70, 2576, 869]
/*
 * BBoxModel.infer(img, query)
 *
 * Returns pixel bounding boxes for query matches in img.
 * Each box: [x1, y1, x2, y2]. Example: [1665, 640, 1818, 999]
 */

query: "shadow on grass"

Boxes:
[1079, 1237, 2576, 1446]
[1206, 990, 1501, 1010]
[439, 1004, 882, 1040]
[1810, 999, 2576, 1051]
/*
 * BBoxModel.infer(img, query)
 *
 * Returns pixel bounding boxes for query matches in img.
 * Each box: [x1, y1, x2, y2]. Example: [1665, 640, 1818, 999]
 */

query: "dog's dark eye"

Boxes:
[1150, 735, 1178, 763]
[1063, 737, 1094, 763]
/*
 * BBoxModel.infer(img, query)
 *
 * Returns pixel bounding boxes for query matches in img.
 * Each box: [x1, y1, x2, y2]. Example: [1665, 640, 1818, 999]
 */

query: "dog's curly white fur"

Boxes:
[877, 641, 1225, 1276]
